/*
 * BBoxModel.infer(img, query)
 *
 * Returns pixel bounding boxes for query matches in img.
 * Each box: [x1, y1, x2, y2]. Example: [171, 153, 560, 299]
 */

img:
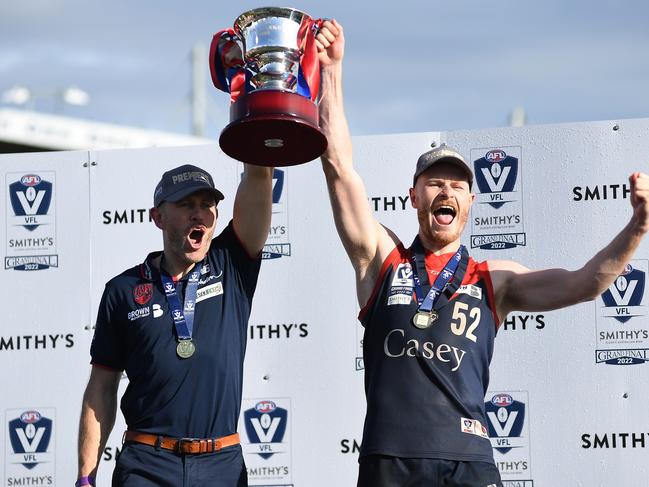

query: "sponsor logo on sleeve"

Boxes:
[196, 282, 223, 303]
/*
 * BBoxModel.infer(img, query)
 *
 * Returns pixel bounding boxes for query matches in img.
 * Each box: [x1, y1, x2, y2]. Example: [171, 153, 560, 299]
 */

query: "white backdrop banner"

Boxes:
[1, 119, 647, 487]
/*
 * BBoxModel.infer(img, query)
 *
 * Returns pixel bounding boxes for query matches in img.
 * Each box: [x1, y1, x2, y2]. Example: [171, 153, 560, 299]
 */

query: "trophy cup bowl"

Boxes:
[214, 7, 327, 166]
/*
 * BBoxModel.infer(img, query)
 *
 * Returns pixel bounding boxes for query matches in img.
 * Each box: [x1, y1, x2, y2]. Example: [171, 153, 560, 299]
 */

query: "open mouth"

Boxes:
[433, 205, 457, 226]
[188, 228, 205, 248]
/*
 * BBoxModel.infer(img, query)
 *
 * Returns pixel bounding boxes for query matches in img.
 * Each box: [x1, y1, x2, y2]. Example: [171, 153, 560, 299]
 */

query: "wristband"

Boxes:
[75, 476, 95, 487]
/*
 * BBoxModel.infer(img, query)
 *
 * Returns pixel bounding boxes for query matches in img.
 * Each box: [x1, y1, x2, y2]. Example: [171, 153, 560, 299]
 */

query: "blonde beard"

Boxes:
[417, 208, 469, 249]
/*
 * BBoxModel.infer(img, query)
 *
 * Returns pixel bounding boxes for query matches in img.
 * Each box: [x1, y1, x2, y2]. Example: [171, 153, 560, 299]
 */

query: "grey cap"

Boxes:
[413, 144, 473, 188]
[153, 164, 224, 207]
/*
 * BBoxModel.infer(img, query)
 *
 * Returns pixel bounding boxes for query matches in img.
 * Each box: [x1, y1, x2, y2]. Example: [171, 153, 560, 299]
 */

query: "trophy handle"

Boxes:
[209, 29, 246, 102]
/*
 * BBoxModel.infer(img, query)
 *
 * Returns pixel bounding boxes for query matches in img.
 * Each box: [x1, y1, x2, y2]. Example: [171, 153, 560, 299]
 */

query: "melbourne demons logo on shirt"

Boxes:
[474, 150, 518, 210]
[485, 394, 525, 454]
[244, 400, 288, 460]
[9, 175, 52, 232]
[133, 283, 153, 305]
[601, 264, 645, 324]
[7, 410, 53, 470]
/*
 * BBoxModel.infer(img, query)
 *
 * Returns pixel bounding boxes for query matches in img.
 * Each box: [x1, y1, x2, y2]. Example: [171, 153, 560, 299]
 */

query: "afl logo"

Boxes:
[21, 174, 42, 186]
[485, 150, 507, 163]
[255, 400, 276, 413]
[20, 411, 42, 423]
[491, 394, 513, 407]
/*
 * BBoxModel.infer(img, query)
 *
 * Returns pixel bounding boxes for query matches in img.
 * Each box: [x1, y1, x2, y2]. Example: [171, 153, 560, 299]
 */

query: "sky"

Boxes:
[1, 0, 648, 138]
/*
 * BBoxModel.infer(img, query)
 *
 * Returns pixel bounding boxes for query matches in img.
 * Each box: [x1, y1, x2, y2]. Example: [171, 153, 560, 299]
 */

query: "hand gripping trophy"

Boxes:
[210, 7, 327, 166]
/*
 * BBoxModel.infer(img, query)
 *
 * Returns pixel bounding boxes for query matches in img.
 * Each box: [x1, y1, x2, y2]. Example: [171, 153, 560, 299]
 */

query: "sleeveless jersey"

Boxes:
[358, 241, 500, 462]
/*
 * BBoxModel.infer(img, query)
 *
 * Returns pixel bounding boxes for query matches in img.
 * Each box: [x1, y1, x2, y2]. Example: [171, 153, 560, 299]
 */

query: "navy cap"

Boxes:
[413, 144, 473, 188]
[153, 164, 225, 207]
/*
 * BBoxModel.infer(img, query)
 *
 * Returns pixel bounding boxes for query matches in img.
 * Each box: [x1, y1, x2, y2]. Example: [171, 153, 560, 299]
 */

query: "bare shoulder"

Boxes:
[485, 259, 530, 296]
[486, 259, 529, 273]
[355, 224, 401, 307]
[376, 224, 401, 262]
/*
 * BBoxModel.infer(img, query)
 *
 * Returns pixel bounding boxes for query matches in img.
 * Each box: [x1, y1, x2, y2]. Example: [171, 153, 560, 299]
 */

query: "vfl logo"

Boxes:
[392, 263, 413, 285]
[133, 283, 153, 305]
[474, 150, 518, 209]
[8, 410, 52, 469]
[485, 394, 525, 454]
[172, 310, 182, 320]
[601, 264, 645, 323]
[244, 400, 287, 459]
[164, 282, 175, 293]
[9, 174, 53, 231]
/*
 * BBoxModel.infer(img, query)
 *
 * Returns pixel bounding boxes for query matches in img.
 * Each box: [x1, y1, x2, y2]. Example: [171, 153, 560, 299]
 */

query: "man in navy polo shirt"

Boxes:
[76, 163, 272, 486]
[315, 21, 649, 486]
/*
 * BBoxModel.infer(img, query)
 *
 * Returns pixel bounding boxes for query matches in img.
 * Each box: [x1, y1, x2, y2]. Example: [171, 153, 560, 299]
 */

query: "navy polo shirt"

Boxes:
[91, 221, 261, 439]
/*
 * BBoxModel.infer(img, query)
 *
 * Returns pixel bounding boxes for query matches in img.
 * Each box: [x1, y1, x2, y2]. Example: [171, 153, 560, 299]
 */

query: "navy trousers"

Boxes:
[358, 455, 503, 487]
[112, 442, 247, 487]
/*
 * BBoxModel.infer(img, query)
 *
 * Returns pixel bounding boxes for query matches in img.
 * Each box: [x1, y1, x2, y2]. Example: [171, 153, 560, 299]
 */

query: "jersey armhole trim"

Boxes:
[358, 243, 405, 321]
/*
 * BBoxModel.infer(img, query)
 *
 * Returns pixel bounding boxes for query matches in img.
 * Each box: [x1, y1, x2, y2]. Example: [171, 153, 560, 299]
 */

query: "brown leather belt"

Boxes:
[123, 431, 240, 455]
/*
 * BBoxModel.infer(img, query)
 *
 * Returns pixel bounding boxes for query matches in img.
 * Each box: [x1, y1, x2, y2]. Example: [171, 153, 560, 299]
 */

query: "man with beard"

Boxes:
[315, 20, 649, 486]
[76, 163, 272, 486]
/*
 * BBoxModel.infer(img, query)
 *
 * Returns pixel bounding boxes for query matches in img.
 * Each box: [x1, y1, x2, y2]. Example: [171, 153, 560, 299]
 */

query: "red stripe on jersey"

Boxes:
[358, 243, 407, 321]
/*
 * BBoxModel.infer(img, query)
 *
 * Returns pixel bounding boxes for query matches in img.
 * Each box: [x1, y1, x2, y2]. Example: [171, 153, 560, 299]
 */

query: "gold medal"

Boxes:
[412, 310, 438, 329]
[176, 339, 195, 359]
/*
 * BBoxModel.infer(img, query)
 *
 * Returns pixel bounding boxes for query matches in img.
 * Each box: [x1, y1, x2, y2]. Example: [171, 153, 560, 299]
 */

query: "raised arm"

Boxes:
[491, 172, 649, 320]
[317, 20, 397, 305]
[233, 164, 273, 257]
[77, 365, 121, 480]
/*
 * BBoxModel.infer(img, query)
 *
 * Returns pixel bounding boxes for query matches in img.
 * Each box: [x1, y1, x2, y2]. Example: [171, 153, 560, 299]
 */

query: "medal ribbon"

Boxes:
[160, 259, 202, 341]
[410, 236, 468, 313]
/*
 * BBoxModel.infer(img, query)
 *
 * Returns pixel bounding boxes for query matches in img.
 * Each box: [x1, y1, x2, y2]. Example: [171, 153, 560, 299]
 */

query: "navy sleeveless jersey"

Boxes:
[358, 241, 500, 462]
[90, 221, 260, 439]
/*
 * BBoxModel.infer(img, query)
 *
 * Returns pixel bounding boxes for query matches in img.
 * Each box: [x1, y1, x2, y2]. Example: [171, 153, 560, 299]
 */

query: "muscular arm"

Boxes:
[77, 366, 121, 478]
[492, 172, 649, 320]
[317, 20, 397, 305]
[232, 164, 273, 257]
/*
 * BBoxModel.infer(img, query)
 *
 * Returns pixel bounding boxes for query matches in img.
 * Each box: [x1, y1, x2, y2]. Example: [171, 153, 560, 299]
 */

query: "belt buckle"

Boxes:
[175, 437, 195, 455]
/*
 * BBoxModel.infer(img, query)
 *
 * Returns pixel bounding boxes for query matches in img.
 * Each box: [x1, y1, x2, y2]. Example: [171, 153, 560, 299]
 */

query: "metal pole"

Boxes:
[191, 43, 207, 137]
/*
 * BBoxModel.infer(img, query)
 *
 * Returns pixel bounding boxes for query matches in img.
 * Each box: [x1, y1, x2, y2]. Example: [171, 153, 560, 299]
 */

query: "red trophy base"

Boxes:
[219, 90, 328, 166]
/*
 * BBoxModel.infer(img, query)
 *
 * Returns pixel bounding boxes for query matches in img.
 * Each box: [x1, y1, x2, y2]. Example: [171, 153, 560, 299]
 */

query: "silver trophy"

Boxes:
[210, 7, 327, 166]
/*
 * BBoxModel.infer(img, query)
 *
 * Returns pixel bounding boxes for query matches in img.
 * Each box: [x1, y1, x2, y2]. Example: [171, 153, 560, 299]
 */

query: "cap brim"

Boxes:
[160, 185, 225, 205]
[414, 156, 473, 188]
